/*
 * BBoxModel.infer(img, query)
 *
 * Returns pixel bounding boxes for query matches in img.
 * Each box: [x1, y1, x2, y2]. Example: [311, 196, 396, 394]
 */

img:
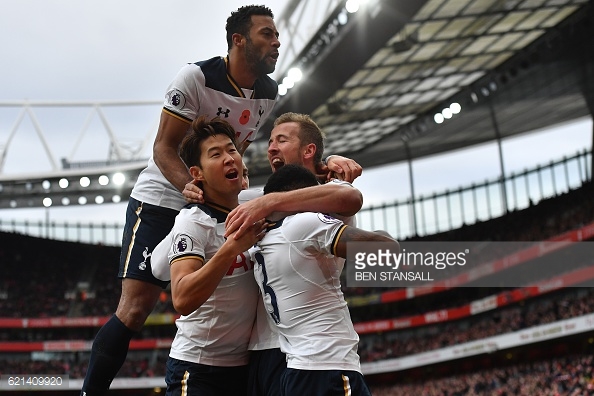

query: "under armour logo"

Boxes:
[217, 107, 230, 118]
[139, 247, 151, 270]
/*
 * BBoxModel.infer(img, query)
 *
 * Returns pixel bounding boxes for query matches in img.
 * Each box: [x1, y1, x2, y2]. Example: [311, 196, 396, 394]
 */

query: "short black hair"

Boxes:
[179, 115, 237, 168]
[264, 164, 319, 194]
[226, 5, 274, 50]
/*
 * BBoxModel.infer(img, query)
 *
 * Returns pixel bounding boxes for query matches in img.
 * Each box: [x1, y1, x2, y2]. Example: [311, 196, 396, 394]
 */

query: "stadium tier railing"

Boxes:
[0, 149, 591, 246]
[358, 149, 592, 239]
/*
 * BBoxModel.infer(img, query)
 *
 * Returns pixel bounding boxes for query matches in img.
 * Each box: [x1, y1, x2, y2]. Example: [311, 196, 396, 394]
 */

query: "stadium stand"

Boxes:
[1, 1, 591, 395]
[0, 180, 592, 394]
[371, 352, 594, 395]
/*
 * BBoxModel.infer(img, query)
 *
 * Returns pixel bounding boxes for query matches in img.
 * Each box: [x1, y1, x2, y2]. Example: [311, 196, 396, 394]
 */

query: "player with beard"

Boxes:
[252, 164, 398, 396]
[224, 112, 363, 395]
[81, 5, 280, 395]
[182, 112, 364, 395]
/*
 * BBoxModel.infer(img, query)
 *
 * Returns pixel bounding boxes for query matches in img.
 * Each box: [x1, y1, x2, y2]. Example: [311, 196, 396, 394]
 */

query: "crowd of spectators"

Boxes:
[0, 232, 120, 318]
[358, 287, 594, 362]
[371, 353, 594, 395]
[0, 183, 591, 320]
[348, 240, 593, 324]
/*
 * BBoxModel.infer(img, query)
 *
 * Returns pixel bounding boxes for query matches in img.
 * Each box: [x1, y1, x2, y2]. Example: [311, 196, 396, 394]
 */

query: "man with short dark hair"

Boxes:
[150, 115, 266, 395]
[222, 112, 364, 396]
[81, 5, 280, 395]
[252, 164, 398, 396]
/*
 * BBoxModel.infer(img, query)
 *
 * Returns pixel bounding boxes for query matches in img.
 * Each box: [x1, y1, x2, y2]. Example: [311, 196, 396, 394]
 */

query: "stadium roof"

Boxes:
[245, 0, 593, 185]
[1, 0, 592, 208]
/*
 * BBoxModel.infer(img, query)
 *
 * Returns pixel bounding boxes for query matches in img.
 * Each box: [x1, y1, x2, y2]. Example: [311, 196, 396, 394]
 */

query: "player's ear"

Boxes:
[189, 166, 205, 181]
[302, 143, 317, 161]
[232, 33, 246, 48]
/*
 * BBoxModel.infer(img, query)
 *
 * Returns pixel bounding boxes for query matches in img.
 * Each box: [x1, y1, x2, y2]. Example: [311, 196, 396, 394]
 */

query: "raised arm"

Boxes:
[237, 140, 252, 156]
[153, 111, 194, 194]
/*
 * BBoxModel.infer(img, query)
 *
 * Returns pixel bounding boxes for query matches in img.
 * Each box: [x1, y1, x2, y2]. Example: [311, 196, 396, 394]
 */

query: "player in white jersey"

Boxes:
[213, 112, 360, 395]
[252, 164, 399, 396]
[182, 112, 364, 395]
[132, 54, 278, 210]
[150, 115, 265, 396]
[81, 6, 280, 395]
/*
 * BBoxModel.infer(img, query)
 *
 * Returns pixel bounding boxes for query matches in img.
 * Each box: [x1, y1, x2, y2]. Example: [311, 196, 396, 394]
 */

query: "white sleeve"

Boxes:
[239, 188, 264, 204]
[283, 212, 347, 256]
[167, 207, 216, 263]
[163, 63, 202, 121]
[150, 207, 216, 281]
[326, 179, 357, 227]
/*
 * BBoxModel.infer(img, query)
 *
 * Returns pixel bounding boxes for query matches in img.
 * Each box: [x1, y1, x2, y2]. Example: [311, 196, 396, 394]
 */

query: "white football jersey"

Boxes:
[250, 211, 362, 372]
[246, 179, 358, 351]
[151, 202, 258, 366]
[132, 56, 278, 211]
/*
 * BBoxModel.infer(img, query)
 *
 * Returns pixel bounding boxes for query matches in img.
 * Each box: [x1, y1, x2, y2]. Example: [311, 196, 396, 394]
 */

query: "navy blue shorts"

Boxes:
[165, 357, 248, 396]
[281, 368, 372, 396]
[247, 348, 287, 396]
[118, 197, 178, 288]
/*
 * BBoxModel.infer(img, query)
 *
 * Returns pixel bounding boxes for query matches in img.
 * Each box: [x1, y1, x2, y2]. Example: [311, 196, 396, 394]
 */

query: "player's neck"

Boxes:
[226, 54, 257, 88]
[203, 190, 239, 211]
[304, 162, 317, 176]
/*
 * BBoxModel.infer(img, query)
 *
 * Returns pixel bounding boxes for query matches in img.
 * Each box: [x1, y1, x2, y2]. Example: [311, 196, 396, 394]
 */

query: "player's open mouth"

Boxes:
[225, 169, 239, 179]
[271, 158, 284, 169]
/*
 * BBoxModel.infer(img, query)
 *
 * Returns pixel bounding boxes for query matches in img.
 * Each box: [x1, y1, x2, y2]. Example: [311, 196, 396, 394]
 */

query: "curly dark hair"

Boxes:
[264, 164, 319, 195]
[225, 5, 274, 50]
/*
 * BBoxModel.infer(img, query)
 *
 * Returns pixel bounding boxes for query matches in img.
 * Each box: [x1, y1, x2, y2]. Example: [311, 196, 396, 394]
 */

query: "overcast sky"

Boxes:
[0, 1, 592, 227]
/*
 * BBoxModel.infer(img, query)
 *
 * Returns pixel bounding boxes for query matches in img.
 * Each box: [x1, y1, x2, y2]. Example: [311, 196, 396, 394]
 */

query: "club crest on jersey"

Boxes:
[173, 234, 193, 253]
[166, 89, 186, 109]
[255, 106, 264, 128]
[317, 213, 340, 224]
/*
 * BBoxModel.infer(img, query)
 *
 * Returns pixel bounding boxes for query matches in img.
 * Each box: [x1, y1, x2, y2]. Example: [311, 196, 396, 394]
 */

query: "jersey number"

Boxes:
[254, 252, 280, 324]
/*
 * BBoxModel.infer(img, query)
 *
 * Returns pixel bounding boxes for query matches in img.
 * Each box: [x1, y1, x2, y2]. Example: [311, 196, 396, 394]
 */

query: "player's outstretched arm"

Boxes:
[225, 182, 363, 239]
[153, 111, 194, 194]
[334, 228, 400, 259]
